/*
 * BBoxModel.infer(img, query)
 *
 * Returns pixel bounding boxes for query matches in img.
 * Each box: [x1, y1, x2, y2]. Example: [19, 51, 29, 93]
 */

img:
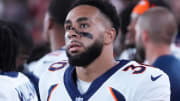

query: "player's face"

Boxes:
[64, 5, 108, 66]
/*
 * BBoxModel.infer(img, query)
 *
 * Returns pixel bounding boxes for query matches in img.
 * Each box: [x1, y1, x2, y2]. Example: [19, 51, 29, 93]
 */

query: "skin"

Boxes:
[64, 5, 118, 82]
[42, 13, 65, 51]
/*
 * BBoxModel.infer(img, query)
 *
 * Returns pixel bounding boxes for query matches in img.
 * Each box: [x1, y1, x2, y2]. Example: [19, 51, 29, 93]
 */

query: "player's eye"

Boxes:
[80, 23, 88, 29]
[65, 25, 72, 31]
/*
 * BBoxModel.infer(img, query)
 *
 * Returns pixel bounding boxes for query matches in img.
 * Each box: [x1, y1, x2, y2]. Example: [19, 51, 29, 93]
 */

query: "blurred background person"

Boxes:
[132, 0, 170, 63]
[115, 0, 180, 64]
[133, 0, 180, 63]
[0, 20, 38, 101]
[135, 7, 180, 101]
[27, 0, 74, 79]
[10, 22, 34, 71]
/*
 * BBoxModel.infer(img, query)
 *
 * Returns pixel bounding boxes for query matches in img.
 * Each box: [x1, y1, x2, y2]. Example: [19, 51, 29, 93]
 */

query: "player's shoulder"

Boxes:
[117, 60, 170, 89]
[120, 61, 170, 100]
[0, 72, 30, 87]
[39, 60, 69, 84]
[123, 60, 168, 74]
[118, 60, 169, 83]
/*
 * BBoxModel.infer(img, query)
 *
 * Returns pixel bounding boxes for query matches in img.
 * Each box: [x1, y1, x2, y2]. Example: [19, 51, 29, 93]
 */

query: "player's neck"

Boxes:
[146, 43, 171, 65]
[76, 47, 118, 82]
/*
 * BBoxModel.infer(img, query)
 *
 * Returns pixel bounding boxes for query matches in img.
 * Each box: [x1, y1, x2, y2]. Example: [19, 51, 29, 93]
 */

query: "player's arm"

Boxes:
[135, 70, 170, 101]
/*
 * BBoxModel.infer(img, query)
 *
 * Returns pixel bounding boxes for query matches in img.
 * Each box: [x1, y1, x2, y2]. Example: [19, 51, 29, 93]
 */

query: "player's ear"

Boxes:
[104, 28, 116, 45]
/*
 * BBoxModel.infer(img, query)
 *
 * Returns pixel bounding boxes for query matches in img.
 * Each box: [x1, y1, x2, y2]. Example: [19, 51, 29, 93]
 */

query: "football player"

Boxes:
[39, 0, 171, 101]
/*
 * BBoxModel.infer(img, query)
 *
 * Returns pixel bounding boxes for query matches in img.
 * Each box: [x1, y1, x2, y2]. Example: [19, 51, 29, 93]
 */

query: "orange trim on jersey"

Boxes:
[48, 84, 59, 101]
[109, 87, 118, 101]
[122, 64, 146, 75]
[132, 0, 150, 15]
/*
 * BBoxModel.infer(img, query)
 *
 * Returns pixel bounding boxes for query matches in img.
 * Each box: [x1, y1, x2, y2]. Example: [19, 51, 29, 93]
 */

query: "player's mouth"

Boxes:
[68, 41, 82, 53]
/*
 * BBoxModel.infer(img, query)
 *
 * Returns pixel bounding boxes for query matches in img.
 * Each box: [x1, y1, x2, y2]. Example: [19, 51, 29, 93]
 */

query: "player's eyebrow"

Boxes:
[65, 17, 88, 25]
[77, 17, 88, 22]
[64, 20, 71, 24]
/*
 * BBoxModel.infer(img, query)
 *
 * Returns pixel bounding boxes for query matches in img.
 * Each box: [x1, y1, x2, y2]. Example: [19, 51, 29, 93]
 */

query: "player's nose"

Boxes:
[66, 29, 81, 40]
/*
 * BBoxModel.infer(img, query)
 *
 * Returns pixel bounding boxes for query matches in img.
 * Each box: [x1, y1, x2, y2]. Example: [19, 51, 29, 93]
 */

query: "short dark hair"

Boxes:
[48, 0, 74, 25]
[11, 22, 34, 54]
[0, 21, 19, 72]
[69, 0, 120, 36]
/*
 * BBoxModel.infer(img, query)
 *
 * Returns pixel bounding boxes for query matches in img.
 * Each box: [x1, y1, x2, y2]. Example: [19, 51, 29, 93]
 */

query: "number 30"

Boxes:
[122, 65, 146, 74]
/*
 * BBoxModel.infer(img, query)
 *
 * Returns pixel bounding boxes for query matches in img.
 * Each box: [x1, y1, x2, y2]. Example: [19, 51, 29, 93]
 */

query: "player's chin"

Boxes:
[68, 49, 83, 57]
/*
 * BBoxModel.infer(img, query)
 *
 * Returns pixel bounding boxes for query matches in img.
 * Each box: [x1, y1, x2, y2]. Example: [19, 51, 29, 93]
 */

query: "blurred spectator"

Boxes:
[131, 0, 169, 62]
[37, 0, 74, 100]
[116, 0, 170, 63]
[5, 21, 42, 100]
[0, 21, 34, 72]
[133, 0, 180, 62]
[27, 0, 50, 43]
[27, 0, 74, 79]
[0, 20, 38, 101]
[10, 22, 34, 70]
[135, 7, 180, 101]
[3, 0, 29, 22]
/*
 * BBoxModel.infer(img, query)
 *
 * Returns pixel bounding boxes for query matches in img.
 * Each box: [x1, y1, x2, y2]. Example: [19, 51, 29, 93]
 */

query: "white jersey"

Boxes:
[39, 60, 69, 101]
[0, 72, 38, 101]
[27, 48, 67, 78]
[39, 60, 170, 101]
